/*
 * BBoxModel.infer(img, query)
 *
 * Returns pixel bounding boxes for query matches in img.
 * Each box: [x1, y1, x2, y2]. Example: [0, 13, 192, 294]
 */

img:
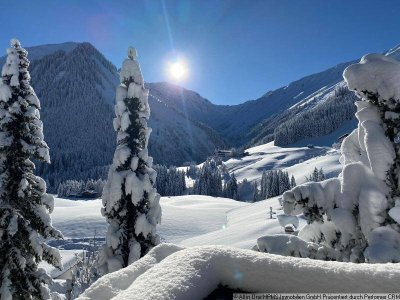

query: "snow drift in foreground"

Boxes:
[79, 243, 400, 300]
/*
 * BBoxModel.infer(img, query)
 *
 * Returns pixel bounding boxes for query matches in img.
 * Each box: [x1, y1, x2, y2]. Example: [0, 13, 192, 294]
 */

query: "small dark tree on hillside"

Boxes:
[223, 172, 238, 199]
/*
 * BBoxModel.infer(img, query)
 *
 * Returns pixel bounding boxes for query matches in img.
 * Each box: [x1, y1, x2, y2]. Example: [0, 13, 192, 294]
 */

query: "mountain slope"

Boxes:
[29, 43, 118, 189]
[11, 42, 227, 189]
[143, 60, 359, 147]
[3, 40, 400, 189]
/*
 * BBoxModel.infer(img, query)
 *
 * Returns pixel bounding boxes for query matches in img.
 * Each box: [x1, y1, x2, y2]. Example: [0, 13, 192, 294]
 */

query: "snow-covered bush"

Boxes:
[0, 39, 63, 299]
[259, 53, 400, 263]
[98, 47, 161, 274]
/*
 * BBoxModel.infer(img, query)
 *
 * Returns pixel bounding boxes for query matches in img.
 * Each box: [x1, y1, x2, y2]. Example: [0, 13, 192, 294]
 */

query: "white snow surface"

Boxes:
[51, 196, 245, 243]
[51, 195, 299, 251]
[52, 142, 340, 248]
[344, 54, 400, 101]
[223, 142, 341, 185]
[79, 243, 400, 300]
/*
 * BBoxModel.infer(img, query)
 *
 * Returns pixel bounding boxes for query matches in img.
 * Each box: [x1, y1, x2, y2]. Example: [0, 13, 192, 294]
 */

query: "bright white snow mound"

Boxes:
[80, 243, 400, 300]
[344, 53, 400, 101]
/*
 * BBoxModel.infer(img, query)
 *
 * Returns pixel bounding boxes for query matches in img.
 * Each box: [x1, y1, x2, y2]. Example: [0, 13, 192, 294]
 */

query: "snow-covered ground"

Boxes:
[46, 195, 301, 280]
[51, 198, 106, 239]
[80, 244, 400, 300]
[181, 197, 303, 249]
[47, 141, 400, 298]
[180, 141, 342, 188]
[47, 142, 341, 275]
[224, 142, 341, 184]
[45, 195, 247, 279]
[51, 195, 245, 243]
[158, 196, 245, 244]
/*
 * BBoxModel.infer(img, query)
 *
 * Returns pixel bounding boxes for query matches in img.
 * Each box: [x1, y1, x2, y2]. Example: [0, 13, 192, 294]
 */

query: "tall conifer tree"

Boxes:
[0, 39, 62, 300]
[98, 47, 161, 274]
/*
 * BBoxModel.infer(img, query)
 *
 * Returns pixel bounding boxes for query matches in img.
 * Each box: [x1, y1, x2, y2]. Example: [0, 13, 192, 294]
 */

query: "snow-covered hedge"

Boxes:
[259, 53, 400, 263]
[79, 244, 400, 299]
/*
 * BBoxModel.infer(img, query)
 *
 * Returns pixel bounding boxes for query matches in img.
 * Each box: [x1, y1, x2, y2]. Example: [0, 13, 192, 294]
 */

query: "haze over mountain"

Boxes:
[3, 41, 399, 190]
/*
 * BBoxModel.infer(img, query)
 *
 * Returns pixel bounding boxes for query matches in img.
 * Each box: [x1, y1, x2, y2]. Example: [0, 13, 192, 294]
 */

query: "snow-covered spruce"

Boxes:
[258, 54, 400, 263]
[98, 47, 161, 274]
[259, 169, 292, 200]
[193, 158, 222, 197]
[0, 39, 62, 299]
[154, 165, 186, 196]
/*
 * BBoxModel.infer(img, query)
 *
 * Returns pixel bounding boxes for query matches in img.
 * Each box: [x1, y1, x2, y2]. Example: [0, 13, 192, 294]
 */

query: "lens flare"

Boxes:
[168, 61, 187, 80]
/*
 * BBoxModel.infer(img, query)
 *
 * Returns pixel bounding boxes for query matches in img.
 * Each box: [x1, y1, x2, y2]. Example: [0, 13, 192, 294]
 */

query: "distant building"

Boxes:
[215, 150, 233, 158]
[214, 149, 248, 159]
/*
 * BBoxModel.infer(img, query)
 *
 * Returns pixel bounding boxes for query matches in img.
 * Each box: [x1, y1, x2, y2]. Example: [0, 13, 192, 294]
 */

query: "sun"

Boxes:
[168, 61, 187, 80]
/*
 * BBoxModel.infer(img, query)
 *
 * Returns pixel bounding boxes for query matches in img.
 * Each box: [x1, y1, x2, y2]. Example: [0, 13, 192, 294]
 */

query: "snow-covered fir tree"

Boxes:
[278, 170, 291, 195]
[223, 172, 238, 200]
[57, 179, 105, 198]
[259, 170, 292, 199]
[237, 179, 255, 202]
[290, 175, 296, 188]
[193, 157, 222, 197]
[98, 47, 161, 274]
[0, 39, 62, 299]
[305, 167, 325, 182]
[252, 182, 260, 202]
[259, 53, 400, 263]
[186, 163, 198, 179]
[154, 165, 186, 196]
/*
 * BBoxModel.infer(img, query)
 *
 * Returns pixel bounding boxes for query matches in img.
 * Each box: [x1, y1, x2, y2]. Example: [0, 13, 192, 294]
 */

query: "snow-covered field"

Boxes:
[51, 195, 245, 243]
[45, 195, 249, 279]
[47, 142, 340, 274]
[50, 195, 292, 251]
[181, 197, 304, 249]
[181, 141, 342, 188]
[46, 141, 400, 298]
[224, 142, 341, 184]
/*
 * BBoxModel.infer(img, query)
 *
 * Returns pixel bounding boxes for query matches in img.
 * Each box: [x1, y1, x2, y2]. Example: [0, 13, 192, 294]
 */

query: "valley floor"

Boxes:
[44, 142, 400, 298]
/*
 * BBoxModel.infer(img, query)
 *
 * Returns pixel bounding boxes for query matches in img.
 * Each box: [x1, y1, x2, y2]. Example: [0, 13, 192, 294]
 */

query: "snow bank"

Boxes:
[80, 244, 400, 299]
[79, 244, 183, 300]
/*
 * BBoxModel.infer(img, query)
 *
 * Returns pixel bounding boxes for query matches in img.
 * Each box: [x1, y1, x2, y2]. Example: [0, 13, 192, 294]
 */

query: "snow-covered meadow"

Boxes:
[224, 142, 342, 185]
[45, 141, 336, 282]
[50, 141, 339, 251]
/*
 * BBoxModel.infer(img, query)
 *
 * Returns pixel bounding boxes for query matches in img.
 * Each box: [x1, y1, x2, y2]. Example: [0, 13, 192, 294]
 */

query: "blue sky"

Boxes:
[1, 0, 400, 104]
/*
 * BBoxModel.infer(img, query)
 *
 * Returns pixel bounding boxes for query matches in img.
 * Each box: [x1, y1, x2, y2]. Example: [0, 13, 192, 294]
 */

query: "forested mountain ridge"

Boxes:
[1, 42, 227, 190]
[3, 41, 400, 190]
